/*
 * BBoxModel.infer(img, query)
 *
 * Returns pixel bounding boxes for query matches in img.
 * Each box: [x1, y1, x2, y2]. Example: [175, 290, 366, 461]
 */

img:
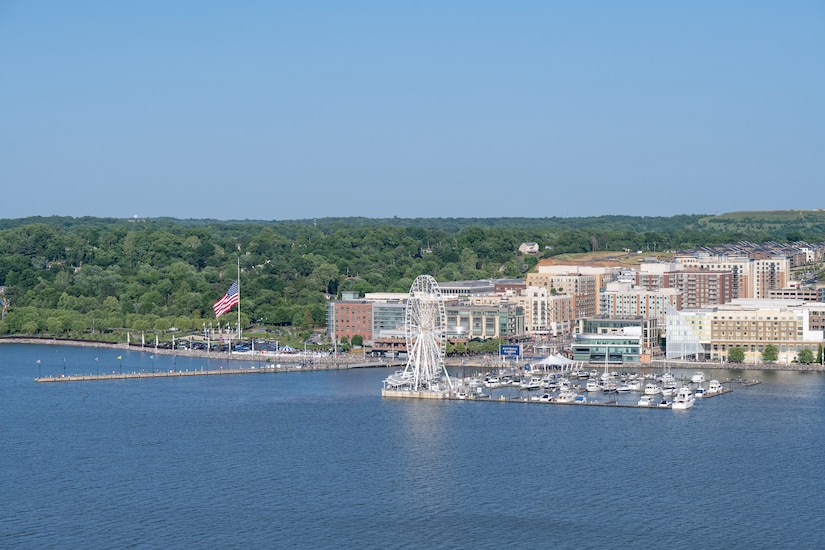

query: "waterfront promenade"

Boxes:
[4, 336, 825, 383]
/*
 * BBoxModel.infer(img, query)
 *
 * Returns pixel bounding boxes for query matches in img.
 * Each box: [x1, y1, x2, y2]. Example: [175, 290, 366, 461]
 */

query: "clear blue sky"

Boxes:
[1, 1, 823, 220]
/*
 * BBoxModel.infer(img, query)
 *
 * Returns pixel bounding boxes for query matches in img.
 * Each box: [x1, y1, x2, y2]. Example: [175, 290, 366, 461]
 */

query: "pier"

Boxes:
[35, 360, 404, 383]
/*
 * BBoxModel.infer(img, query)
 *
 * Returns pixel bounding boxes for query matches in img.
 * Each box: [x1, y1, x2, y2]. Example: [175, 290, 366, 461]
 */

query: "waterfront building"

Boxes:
[571, 330, 642, 364]
[576, 317, 659, 359]
[327, 284, 526, 347]
[445, 303, 525, 341]
[327, 299, 373, 346]
[667, 299, 825, 364]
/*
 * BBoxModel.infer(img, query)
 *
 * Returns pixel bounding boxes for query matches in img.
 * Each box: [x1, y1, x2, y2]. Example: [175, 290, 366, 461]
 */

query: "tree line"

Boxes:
[0, 214, 822, 342]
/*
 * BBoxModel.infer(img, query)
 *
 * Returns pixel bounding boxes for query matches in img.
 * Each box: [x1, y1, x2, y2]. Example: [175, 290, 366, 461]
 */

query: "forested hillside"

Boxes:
[0, 213, 822, 340]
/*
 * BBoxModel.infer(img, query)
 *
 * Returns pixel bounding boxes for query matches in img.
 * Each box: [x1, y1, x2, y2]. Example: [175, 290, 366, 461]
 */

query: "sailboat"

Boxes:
[601, 346, 617, 393]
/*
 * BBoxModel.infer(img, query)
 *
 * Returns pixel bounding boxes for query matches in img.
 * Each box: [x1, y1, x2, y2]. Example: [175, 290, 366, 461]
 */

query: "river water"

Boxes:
[2, 343, 824, 549]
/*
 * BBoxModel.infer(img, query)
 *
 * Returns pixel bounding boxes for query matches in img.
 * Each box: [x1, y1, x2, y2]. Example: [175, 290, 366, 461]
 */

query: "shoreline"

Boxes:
[3, 335, 825, 372]
[0, 336, 393, 370]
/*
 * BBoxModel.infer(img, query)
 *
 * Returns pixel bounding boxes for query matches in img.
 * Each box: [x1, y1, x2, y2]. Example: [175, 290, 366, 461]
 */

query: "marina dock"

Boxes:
[382, 386, 734, 408]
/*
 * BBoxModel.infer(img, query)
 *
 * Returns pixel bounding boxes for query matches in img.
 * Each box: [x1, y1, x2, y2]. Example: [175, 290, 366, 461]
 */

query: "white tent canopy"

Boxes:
[533, 353, 576, 366]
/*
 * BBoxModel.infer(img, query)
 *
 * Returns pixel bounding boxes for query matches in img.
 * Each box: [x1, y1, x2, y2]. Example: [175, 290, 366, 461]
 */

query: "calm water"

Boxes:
[2, 344, 825, 549]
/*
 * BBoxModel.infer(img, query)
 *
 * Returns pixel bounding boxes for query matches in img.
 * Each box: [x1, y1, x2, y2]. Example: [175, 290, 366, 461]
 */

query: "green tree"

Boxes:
[351, 334, 363, 347]
[728, 347, 745, 363]
[762, 344, 778, 363]
[797, 349, 815, 364]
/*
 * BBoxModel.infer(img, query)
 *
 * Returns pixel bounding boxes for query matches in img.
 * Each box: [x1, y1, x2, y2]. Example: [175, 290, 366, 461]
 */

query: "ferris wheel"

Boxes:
[403, 274, 452, 390]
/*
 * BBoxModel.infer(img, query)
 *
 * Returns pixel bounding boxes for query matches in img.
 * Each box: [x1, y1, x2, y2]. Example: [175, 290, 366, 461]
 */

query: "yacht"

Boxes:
[519, 377, 541, 391]
[672, 386, 695, 410]
[483, 376, 502, 388]
[707, 379, 724, 395]
[637, 395, 655, 407]
[644, 383, 662, 395]
[541, 376, 560, 390]
[555, 390, 578, 403]
[694, 385, 706, 398]
[691, 371, 706, 384]
[660, 372, 677, 386]
[585, 378, 602, 392]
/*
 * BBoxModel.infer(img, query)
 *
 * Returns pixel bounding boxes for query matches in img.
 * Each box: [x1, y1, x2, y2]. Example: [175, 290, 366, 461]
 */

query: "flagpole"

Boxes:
[237, 256, 242, 341]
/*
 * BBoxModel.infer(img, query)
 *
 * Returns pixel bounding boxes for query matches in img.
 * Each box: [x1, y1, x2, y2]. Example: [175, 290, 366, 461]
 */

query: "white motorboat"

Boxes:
[644, 383, 662, 395]
[570, 367, 588, 380]
[691, 371, 706, 384]
[672, 386, 695, 410]
[541, 376, 560, 390]
[626, 380, 642, 391]
[707, 379, 724, 395]
[662, 384, 678, 397]
[483, 376, 503, 388]
[637, 395, 655, 407]
[660, 372, 677, 386]
[694, 385, 706, 398]
[555, 390, 578, 403]
[573, 394, 587, 404]
[616, 383, 632, 393]
[585, 378, 602, 392]
[520, 377, 541, 391]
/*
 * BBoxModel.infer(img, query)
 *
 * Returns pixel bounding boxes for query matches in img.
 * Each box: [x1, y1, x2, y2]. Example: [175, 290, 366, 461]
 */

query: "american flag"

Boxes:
[213, 280, 239, 318]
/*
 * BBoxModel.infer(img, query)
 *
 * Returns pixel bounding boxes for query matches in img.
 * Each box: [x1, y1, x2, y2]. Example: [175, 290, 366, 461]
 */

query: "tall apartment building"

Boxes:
[519, 287, 573, 336]
[673, 254, 790, 299]
[635, 263, 733, 307]
[662, 270, 733, 308]
[525, 271, 599, 319]
[599, 281, 681, 330]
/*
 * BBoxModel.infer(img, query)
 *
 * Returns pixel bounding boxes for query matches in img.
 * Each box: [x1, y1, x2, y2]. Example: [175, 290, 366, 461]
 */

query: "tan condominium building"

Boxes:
[673, 254, 790, 299]
[525, 269, 601, 319]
